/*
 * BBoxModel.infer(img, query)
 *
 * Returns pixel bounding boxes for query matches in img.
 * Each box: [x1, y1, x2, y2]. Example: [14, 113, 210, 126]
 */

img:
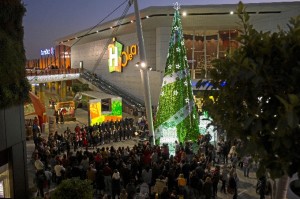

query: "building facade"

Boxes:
[0, 105, 28, 198]
[56, 2, 300, 106]
[26, 45, 71, 69]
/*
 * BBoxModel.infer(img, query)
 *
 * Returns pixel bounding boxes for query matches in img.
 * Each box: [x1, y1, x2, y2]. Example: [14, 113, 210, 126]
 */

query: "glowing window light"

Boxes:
[160, 127, 177, 156]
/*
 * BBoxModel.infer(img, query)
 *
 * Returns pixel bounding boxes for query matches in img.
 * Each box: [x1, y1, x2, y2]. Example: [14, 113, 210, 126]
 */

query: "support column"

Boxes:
[60, 81, 67, 101]
[55, 81, 60, 95]
[31, 84, 36, 95]
[47, 82, 52, 91]
[133, 0, 155, 145]
[204, 34, 207, 78]
[39, 83, 45, 104]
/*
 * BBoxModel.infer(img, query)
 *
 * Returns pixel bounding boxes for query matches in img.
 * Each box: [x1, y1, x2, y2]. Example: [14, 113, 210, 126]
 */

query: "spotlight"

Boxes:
[140, 62, 147, 68]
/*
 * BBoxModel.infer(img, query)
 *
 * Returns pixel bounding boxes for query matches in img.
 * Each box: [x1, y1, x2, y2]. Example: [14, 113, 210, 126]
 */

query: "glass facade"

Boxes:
[184, 29, 239, 79]
[26, 44, 71, 69]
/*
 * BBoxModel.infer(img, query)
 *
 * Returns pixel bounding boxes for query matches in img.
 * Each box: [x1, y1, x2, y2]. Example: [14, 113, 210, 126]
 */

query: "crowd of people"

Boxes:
[32, 120, 266, 199]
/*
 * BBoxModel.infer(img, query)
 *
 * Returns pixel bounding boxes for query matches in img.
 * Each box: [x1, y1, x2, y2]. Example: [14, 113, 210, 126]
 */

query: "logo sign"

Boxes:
[41, 47, 55, 56]
[108, 38, 138, 72]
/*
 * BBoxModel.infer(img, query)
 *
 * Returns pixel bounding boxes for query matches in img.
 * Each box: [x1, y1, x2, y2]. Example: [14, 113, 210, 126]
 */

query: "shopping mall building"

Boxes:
[56, 2, 300, 106]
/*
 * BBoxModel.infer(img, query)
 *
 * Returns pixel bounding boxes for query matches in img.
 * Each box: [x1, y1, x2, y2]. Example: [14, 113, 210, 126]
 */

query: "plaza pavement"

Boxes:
[26, 106, 140, 197]
[26, 106, 268, 198]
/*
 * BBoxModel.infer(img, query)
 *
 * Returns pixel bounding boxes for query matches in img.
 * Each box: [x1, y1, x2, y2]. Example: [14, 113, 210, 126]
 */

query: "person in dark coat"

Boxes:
[36, 171, 46, 198]
[126, 179, 136, 199]
[228, 171, 238, 199]
[96, 170, 105, 195]
[160, 186, 170, 199]
[212, 165, 221, 197]
[112, 169, 121, 199]
[203, 176, 213, 199]
[258, 175, 267, 199]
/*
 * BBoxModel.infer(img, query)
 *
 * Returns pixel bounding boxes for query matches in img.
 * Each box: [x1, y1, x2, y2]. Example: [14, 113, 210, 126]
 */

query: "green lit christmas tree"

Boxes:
[154, 4, 200, 150]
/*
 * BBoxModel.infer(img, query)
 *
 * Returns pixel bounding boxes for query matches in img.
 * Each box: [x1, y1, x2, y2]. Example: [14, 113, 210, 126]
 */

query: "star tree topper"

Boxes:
[173, 2, 180, 10]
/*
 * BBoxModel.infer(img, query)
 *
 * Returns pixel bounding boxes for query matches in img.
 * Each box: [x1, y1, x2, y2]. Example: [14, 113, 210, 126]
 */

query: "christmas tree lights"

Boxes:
[154, 3, 200, 150]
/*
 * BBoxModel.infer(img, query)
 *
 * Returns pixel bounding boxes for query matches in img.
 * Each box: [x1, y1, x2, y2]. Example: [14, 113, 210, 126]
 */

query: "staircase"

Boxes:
[81, 70, 145, 112]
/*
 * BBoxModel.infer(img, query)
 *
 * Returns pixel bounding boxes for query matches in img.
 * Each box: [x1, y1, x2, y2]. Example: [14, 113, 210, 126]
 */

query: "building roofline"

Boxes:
[55, 2, 300, 46]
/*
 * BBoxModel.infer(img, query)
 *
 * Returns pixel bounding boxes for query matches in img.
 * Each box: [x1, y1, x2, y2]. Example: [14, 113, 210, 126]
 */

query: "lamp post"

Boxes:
[132, 0, 155, 145]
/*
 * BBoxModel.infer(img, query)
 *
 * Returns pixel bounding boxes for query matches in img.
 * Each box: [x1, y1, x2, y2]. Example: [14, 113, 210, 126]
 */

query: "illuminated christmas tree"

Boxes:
[154, 4, 200, 151]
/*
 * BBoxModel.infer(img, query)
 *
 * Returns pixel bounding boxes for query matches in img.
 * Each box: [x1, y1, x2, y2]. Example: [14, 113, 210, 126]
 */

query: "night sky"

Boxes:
[23, 0, 298, 59]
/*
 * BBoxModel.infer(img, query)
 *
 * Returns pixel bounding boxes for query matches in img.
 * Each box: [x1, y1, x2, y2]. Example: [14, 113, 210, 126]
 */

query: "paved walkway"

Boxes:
[26, 103, 144, 195]
[26, 90, 140, 197]
[26, 90, 265, 198]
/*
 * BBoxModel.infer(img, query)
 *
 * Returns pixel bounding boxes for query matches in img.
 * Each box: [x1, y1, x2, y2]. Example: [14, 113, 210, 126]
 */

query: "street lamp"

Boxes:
[135, 61, 152, 70]
[132, 0, 155, 145]
[135, 61, 155, 145]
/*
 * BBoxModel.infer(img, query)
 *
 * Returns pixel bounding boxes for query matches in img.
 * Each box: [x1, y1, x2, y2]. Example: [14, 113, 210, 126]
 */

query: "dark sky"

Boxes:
[23, 0, 296, 59]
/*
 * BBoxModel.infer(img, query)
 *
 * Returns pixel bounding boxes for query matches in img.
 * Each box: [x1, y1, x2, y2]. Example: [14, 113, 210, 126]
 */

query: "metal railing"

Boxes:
[26, 68, 82, 76]
[81, 70, 145, 111]
[25, 67, 144, 111]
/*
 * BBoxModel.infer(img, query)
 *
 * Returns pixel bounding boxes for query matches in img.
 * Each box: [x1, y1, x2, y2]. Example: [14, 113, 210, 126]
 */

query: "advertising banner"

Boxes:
[89, 97, 122, 126]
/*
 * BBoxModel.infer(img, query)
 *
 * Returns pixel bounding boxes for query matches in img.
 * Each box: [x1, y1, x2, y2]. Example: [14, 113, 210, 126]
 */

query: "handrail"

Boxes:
[26, 68, 82, 76]
[81, 70, 145, 110]
[25, 67, 144, 110]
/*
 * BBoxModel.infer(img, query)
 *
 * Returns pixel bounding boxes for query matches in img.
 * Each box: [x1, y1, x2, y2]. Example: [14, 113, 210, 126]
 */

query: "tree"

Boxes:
[0, 0, 30, 108]
[51, 178, 93, 199]
[197, 1, 300, 181]
[154, 5, 200, 147]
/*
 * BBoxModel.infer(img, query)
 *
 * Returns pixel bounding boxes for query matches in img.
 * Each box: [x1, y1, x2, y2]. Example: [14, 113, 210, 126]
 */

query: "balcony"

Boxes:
[26, 68, 81, 84]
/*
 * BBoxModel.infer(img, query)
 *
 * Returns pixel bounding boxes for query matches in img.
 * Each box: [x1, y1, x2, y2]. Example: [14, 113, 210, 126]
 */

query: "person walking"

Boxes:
[212, 165, 221, 197]
[228, 170, 238, 199]
[220, 164, 229, 194]
[257, 175, 267, 199]
[242, 154, 252, 177]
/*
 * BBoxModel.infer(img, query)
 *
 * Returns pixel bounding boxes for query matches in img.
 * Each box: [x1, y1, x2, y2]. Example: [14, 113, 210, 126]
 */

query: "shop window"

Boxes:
[0, 163, 13, 198]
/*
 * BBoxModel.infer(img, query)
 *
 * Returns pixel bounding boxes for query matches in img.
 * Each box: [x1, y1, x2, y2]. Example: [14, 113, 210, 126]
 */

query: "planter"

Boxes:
[287, 173, 300, 199]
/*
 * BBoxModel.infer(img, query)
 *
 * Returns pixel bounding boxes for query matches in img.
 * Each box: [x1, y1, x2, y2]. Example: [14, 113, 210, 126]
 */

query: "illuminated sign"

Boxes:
[89, 97, 122, 126]
[41, 47, 55, 56]
[108, 38, 137, 72]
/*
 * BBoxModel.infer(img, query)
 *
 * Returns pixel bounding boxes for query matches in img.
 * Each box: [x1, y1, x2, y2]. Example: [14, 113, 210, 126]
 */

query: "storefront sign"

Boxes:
[40, 47, 55, 56]
[108, 38, 138, 72]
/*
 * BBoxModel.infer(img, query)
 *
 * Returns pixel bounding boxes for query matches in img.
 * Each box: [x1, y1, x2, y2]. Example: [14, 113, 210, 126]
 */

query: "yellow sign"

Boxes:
[108, 38, 138, 72]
